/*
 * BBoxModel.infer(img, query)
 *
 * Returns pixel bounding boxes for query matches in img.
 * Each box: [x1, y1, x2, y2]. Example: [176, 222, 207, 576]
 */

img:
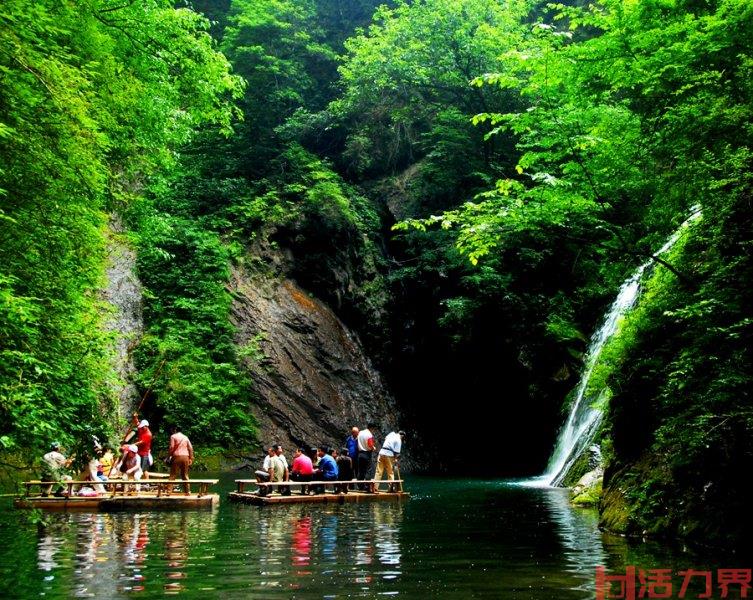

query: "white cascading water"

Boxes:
[536, 207, 702, 487]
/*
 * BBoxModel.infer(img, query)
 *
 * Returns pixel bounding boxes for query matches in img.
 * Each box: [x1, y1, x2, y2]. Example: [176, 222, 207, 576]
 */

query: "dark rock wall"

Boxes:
[230, 266, 402, 458]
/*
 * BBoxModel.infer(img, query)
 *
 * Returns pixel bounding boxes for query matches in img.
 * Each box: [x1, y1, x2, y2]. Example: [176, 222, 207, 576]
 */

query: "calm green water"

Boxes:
[0, 475, 745, 598]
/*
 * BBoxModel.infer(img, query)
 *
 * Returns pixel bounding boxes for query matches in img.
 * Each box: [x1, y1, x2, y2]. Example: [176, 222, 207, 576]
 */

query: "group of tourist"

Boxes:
[40, 417, 404, 498]
[253, 424, 405, 495]
[40, 416, 194, 497]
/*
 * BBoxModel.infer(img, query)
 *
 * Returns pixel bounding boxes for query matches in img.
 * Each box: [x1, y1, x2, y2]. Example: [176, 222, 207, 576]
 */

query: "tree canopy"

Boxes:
[2, 0, 752, 544]
[0, 0, 243, 454]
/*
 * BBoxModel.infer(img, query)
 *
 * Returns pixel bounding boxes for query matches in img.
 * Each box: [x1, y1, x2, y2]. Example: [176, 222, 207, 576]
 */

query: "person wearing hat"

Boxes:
[373, 430, 405, 493]
[41, 442, 73, 496]
[121, 444, 143, 493]
[134, 419, 153, 479]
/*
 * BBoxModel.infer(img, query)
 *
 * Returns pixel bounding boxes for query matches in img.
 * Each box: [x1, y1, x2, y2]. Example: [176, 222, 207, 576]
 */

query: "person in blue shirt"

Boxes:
[312, 446, 338, 493]
[345, 426, 359, 477]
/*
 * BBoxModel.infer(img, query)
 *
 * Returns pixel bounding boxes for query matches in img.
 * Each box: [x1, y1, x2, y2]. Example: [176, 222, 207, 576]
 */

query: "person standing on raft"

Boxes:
[373, 430, 405, 492]
[134, 420, 153, 479]
[356, 423, 377, 490]
[41, 442, 73, 496]
[167, 425, 194, 496]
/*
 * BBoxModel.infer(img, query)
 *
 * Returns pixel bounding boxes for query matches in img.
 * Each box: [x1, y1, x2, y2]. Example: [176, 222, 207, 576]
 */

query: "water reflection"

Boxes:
[73, 514, 119, 597]
[291, 515, 312, 572]
[163, 514, 190, 594]
[38, 530, 64, 572]
[319, 513, 338, 563]
[32, 509, 218, 598]
[373, 502, 402, 581]
[2, 476, 730, 599]
[253, 501, 404, 594]
[542, 487, 608, 595]
[120, 514, 150, 592]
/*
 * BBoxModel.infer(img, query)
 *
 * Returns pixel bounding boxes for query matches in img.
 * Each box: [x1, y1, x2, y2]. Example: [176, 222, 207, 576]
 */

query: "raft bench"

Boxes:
[229, 478, 409, 505]
[15, 478, 220, 511]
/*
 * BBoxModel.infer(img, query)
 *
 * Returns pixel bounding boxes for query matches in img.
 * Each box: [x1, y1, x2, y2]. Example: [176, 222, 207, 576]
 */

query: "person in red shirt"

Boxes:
[290, 447, 314, 495]
[135, 420, 153, 478]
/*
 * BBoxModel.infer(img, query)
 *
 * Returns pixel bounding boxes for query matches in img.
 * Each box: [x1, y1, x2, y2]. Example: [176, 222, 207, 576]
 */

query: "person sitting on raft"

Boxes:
[119, 444, 142, 494]
[274, 444, 291, 496]
[99, 446, 114, 480]
[254, 446, 284, 495]
[336, 446, 354, 494]
[312, 446, 338, 494]
[290, 447, 314, 494]
[81, 446, 106, 494]
[255, 447, 277, 483]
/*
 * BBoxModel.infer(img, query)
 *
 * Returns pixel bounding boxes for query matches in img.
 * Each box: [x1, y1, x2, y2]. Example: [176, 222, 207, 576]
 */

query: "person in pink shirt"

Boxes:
[167, 425, 194, 495]
[290, 447, 314, 495]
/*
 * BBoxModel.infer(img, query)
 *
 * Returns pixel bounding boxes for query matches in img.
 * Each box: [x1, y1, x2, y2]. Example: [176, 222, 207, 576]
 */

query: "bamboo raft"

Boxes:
[229, 479, 410, 506]
[14, 478, 220, 511]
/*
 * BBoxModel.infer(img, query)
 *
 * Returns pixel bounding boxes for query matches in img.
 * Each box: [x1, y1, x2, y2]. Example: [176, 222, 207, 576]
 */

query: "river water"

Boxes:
[0, 475, 744, 598]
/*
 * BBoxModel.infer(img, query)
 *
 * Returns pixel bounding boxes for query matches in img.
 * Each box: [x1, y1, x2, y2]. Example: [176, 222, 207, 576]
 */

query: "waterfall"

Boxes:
[539, 207, 702, 487]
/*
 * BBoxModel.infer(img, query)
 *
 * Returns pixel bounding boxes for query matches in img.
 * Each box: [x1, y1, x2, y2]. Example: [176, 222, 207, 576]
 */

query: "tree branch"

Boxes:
[97, 1, 138, 14]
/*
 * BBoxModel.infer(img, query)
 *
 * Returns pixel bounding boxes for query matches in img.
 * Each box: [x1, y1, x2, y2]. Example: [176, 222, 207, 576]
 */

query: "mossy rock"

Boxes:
[190, 447, 254, 471]
[572, 481, 602, 506]
[599, 483, 630, 534]
[562, 450, 594, 487]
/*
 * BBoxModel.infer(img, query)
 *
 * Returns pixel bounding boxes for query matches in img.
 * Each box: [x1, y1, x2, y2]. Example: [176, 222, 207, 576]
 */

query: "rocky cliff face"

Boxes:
[102, 215, 144, 420]
[229, 265, 401, 456]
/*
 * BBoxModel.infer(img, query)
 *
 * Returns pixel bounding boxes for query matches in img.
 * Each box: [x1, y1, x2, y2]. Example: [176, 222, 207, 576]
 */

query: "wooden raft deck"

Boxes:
[15, 479, 220, 511]
[229, 479, 410, 506]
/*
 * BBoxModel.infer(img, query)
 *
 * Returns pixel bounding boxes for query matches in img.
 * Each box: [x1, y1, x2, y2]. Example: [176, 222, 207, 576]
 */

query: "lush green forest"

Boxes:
[2, 0, 751, 545]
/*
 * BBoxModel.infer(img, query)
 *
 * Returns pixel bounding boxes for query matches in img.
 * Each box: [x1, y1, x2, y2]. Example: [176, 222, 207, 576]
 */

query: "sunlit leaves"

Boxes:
[333, 0, 528, 175]
[129, 198, 257, 446]
[0, 0, 245, 458]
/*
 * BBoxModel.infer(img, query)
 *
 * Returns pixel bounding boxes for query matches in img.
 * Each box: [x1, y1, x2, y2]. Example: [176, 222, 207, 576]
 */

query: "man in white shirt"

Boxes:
[374, 431, 405, 493]
[41, 442, 73, 496]
[255, 447, 276, 482]
[357, 423, 377, 490]
[275, 444, 291, 495]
